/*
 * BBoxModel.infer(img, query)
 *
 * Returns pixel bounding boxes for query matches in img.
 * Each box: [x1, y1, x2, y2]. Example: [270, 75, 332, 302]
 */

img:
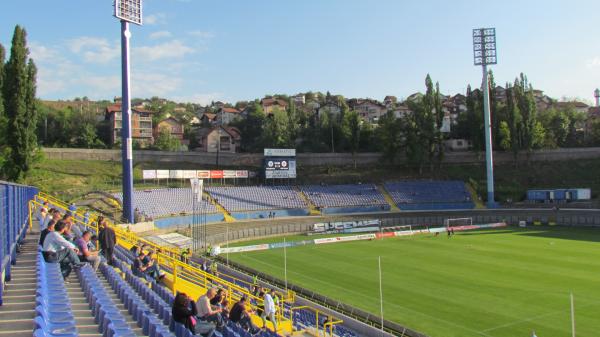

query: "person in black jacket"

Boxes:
[39, 221, 56, 247]
[172, 292, 215, 337]
[98, 219, 116, 266]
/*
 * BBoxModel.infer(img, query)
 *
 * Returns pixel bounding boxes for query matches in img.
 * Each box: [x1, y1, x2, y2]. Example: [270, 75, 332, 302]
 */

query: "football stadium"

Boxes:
[2, 1, 600, 337]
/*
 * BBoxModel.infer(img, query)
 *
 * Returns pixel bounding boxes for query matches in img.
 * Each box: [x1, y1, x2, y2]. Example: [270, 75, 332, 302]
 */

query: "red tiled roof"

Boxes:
[261, 98, 288, 107]
[221, 107, 240, 114]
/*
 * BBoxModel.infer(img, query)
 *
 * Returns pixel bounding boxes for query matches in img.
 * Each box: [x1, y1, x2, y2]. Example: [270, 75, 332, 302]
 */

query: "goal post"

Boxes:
[444, 217, 473, 228]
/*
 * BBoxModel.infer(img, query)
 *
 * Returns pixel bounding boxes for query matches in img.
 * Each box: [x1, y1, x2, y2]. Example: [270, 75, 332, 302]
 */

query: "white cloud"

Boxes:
[188, 31, 215, 39]
[68, 37, 119, 64]
[81, 75, 121, 95]
[149, 30, 172, 39]
[145, 13, 167, 25]
[131, 72, 183, 98]
[586, 57, 600, 68]
[134, 40, 194, 61]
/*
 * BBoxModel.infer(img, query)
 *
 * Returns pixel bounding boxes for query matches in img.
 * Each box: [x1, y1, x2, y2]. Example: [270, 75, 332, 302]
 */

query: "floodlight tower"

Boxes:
[114, 0, 143, 223]
[473, 28, 498, 208]
[594, 88, 600, 107]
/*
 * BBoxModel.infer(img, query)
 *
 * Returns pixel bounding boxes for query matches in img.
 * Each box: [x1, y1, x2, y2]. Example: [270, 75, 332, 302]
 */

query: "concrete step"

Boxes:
[7, 276, 36, 282]
[1, 294, 36, 302]
[71, 303, 91, 310]
[0, 301, 36, 311]
[0, 309, 36, 320]
[0, 318, 33, 332]
[3, 282, 37, 290]
[0, 331, 33, 337]
[2, 289, 35, 296]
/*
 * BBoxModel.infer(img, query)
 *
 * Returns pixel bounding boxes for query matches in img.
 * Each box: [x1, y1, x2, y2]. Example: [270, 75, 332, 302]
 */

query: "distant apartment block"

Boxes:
[105, 102, 154, 146]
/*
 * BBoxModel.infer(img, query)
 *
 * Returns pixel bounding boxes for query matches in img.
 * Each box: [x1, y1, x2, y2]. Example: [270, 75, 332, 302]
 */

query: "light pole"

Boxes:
[114, 0, 142, 223]
[473, 28, 498, 208]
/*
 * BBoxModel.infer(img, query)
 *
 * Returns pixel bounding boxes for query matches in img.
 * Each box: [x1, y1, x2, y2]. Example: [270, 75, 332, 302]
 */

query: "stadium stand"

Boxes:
[205, 186, 309, 220]
[113, 188, 218, 219]
[0, 183, 366, 337]
[300, 184, 390, 214]
[384, 180, 475, 210]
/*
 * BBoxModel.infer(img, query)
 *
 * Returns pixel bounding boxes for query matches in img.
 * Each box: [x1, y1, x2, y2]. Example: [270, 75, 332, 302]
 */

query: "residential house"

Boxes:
[195, 126, 241, 153]
[212, 101, 226, 109]
[261, 98, 288, 114]
[303, 99, 320, 116]
[391, 104, 412, 119]
[293, 94, 306, 106]
[555, 101, 590, 114]
[317, 102, 342, 120]
[215, 107, 242, 125]
[105, 102, 154, 146]
[383, 95, 397, 108]
[349, 99, 387, 123]
[154, 117, 185, 143]
[586, 107, 600, 139]
[444, 139, 471, 151]
[199, 113, 216, 125]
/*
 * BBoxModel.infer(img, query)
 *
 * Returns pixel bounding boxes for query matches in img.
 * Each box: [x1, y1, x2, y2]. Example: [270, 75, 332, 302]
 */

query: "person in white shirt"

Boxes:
[261, 289, 278, 332]
[42, 221, 82, 280]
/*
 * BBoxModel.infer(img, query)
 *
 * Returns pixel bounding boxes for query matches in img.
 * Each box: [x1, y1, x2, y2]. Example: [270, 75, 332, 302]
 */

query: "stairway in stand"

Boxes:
[63, 272, 104, 337]
[0, 236, 37, 337]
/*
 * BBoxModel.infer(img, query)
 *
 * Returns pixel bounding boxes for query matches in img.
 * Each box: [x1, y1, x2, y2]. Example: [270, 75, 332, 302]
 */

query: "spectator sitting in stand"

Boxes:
[210, 289, 226, 307]
[229, 296, 260, 334]
[196, 288, 224, 330]
[132, 251, 148, 277]
[145, 252, 166, 282]
[75, 231, 101, 271]
[41, 221, 83, 280]
[172, 292, 215, 337]
[39, 220, 56, 247]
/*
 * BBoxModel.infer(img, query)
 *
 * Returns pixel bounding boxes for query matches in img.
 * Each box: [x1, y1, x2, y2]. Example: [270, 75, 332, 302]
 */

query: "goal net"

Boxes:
[444, 217, 473, 228]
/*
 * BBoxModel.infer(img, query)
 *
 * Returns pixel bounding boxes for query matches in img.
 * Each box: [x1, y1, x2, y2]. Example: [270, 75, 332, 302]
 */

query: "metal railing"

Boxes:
[33, 192, 307, 334]
[291, 305, 343, 337]
[0, 180, 38, 305]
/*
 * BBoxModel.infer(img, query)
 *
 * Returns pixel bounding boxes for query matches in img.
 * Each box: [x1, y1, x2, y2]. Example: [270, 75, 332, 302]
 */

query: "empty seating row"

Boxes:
[300, 184, 387, 208]
[206, 186, 307, 212]
[113, 188, 218, 219]
[34, 253, 79, 337]
[99, 262, 176, 337]
[77, 264, 138, 337]
[384, 181, 474, 209]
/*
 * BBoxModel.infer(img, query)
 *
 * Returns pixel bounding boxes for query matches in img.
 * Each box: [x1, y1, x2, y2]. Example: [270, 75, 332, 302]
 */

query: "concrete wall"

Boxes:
[42, 147, 600, 167]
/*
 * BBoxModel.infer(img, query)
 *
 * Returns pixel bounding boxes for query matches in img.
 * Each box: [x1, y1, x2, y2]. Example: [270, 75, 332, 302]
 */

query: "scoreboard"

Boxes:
[264, 149, 296, 179]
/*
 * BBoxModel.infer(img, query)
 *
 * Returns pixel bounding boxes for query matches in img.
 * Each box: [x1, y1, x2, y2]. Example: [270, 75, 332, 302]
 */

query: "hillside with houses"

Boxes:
[36, 74, 600, 164]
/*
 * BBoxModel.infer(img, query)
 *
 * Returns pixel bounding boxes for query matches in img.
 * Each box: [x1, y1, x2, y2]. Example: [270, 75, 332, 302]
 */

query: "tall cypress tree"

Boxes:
[0, 43, 6, 144]
[2, 25, 38, 180]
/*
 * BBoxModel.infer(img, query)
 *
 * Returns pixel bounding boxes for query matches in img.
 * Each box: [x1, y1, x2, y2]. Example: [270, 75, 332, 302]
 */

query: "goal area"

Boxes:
[444, 217, 473, 228]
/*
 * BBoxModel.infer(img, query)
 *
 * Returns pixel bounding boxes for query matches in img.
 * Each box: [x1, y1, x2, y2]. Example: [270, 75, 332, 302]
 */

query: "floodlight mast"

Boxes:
[114, 0, 143, 223]
[473, 28, 497, 208]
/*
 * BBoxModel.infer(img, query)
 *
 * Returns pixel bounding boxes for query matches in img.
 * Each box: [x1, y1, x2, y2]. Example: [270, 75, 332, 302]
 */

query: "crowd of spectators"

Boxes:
[38, 203, 116, 280]
[37, 202, 282, 337]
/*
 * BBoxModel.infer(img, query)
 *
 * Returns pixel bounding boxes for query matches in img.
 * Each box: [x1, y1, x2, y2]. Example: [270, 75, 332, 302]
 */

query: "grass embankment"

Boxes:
[228, 227, 600, 337]
[22, 157, 600, 203]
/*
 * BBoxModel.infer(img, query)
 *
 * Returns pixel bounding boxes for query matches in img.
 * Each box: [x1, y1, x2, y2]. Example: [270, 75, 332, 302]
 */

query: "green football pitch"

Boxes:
[227, 227, 600, 337]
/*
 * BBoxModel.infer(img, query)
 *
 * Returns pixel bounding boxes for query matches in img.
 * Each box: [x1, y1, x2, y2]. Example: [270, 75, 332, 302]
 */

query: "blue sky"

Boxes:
[1, 0, 600, 105]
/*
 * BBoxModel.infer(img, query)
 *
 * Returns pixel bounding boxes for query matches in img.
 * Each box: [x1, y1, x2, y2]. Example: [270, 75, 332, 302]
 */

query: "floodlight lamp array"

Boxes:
[473, 28, 497, 65]
[114, 0, 143, 25]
